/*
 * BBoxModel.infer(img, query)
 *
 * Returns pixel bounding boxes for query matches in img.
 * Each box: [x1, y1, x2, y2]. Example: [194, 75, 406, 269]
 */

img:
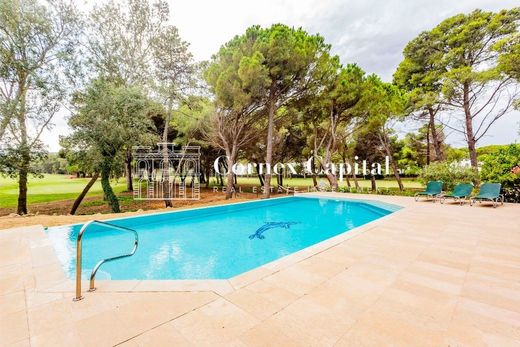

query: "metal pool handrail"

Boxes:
[74, 220, 139, 301]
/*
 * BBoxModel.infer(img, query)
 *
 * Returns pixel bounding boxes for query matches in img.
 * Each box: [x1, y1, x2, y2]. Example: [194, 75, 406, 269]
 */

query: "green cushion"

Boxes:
[445, 183, 473, 198]
[475, 183, 501, 199]
[419, 180, 443, 195]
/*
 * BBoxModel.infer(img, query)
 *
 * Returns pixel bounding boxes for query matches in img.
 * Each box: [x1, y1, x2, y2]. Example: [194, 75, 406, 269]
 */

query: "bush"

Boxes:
[480, 144, 520, 202]
[418, 162, 479, 191]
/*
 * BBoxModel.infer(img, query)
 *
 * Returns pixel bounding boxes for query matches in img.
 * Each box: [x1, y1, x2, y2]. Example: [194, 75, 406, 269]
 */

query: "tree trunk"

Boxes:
[225, 147, 237, 199]
[17, 164, 28, 215]
[309, 156, 318, 188]
[255, 160, 264, 186]
[463, 84, 478, 168]
[428, 107, 444, 161]
[370, 175, 377, 191]
[322, 149, 338, 190]
[162, 104, 173, 207]
[322, 109, 339, 191]
[381, 134, 404, 191]
[16, 83, 29, 215]
[161, 145, 172, 207]
[206, 165, 211, 188]
[263, 93, 276, 198]
[352, 173, 360, 189]
[199, 167, 206, 184]
[389, 156, 403, 191]
[205, 161, 211, 188]
[125, 149, 133, 192]
[217, 165, 224, 186]
[322, 153, 338, 191]
[70, 173, 99, 215]
[325, 172, 338, 191]
[277, 167, 283, 187]
[426, 120, 431, 165]
[225, 168, 234, 199]
[101, 159, 120, 213]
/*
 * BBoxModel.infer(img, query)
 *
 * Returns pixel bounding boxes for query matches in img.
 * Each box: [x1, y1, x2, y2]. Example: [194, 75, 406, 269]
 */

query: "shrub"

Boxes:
[418, 162, 479, 191]
[480, 144, 520, 186]
[480, 144, 520, 202]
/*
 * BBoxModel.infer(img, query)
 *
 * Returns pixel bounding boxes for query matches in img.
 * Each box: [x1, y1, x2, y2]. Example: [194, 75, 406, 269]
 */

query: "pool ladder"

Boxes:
[73, 220, 139, 301]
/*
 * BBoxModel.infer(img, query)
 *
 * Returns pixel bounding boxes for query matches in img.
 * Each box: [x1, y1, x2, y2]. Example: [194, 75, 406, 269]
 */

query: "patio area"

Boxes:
[1, 192, 519, 346]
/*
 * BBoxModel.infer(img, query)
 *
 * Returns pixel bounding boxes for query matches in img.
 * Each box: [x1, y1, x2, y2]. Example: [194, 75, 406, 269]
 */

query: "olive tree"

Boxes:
[65, 79, 156, 213]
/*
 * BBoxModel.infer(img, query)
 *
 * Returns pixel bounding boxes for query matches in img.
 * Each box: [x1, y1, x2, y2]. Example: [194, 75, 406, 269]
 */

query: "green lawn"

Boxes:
[0, 174, 423, 209]
[0, 174, 127, 208]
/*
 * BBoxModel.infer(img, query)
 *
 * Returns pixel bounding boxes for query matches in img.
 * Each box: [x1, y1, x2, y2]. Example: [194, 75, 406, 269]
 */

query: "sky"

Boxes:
[41, 0, 520, 151]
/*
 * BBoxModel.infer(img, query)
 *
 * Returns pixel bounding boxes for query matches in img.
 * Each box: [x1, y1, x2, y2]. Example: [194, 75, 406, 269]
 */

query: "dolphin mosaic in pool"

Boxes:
[248, 221, 300, 240]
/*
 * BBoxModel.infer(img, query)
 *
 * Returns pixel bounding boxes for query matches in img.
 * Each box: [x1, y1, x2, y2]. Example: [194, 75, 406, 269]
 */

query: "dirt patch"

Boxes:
[0, 188, 274, 229]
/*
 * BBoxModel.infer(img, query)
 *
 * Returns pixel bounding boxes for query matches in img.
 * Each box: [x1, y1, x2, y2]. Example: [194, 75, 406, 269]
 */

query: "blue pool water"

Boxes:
[46, 196, 400, 280]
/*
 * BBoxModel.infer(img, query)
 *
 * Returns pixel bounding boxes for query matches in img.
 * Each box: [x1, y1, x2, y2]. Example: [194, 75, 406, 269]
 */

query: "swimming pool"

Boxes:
[46, 196, 401, 280]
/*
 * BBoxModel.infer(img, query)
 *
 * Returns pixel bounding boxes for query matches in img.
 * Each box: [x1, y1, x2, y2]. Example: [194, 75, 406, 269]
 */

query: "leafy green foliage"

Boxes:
[396, 8, 520, 168]
[419, 162, 479, 191]
[0, 0, 80, 213]
[0, 142, 47, 178]
[65, 79, 157, 212]
[480, 144, 520, 186]
[480, 144, 520, 202]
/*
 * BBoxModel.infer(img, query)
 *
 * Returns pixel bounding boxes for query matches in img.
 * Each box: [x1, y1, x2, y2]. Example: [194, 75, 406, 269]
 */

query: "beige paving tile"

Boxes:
[171, 298, 260, 346]
[27, 300, 73, 337]
[0, 273, 25, 295]
[76, 309, 126, 347]
[224, 287, 284, 320]
[265, 296, 355, 346]
[32, 263, 67, 290]
[127, 321, 194, 346]
[469, 260, 520, 282]
[293, 254, 347, 279]
[2, 193, 520, 346]
[229, 266, 273, 289]
[306, 280, 384, 319]
[105, 292, 218, 340]
[69, 293, 112, 321]
[262, 264, 328, 296]
[449, 299, 520, 342]
[444, 320, 520, 347]
[0, 310, 29, 346]
[0, 290, 26, 316]
[132, 279, 234, 295]
[396, 271, 462, 295]
[417, 248, 473, 272]
[30, 327, 84, 347]
[339, 305, 446, 347]
[458, 298, 520, 328]
[0, 241, 30, 267]
[0, 263, 22, 279]
[25, 290, 64, 309]
[30, 245, 61, 268]
[462, 280, 520, 314]
[243, 279, 299, 307]
[238, 320, 302, 347]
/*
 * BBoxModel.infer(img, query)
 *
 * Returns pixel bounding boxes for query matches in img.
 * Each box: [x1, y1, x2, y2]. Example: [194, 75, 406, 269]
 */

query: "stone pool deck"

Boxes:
[1, 192, 520, 346]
